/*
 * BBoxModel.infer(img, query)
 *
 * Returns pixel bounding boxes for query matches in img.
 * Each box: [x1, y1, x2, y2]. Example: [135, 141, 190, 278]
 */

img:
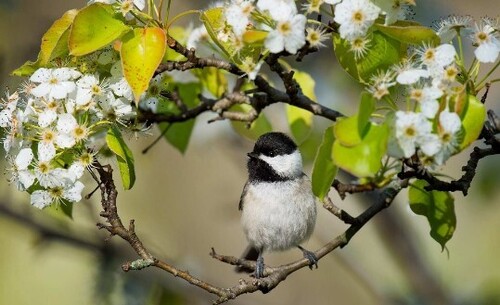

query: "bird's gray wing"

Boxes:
[238, 181, 249, 211]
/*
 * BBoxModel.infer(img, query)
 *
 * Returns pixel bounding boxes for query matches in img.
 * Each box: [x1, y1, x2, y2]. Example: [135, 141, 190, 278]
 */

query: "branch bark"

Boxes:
[92, 157, 408, 304]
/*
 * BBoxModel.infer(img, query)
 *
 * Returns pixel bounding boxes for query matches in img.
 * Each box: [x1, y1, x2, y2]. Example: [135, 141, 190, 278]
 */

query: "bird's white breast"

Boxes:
[241, 176, 317, 252]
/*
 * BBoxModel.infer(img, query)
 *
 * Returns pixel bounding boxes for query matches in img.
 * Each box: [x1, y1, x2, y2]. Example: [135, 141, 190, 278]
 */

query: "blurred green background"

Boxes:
[1, 1, 499, 305]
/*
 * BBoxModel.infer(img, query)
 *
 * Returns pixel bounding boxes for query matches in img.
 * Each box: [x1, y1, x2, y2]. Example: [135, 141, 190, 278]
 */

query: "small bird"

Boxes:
[237, 132, 318, 278]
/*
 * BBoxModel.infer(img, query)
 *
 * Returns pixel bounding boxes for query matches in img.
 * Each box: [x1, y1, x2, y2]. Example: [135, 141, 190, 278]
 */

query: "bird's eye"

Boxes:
[268, 151, 275, 157]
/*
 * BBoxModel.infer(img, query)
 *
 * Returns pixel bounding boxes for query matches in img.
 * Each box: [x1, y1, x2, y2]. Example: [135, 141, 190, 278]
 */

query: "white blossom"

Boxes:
[390, 111, 433, 158]
[30, 68, 80, 100]
[38, 128, 58, 162]
[109, 62, 134, 101]
[472, 22, 500, 63]
[372, 0, 415, 25]
[436, 15, 472, 43]
[225, 0, 254, 37]
[265, 14, 307, 54]
[56, 114, 89, 148]
[75, 74, 106, 106]
[187, 25, 210, 50]
[410, 86, 443, 118]
[34, 161, 70, 188]
[30, 181, 85, 209]
[434, 110, 462, 164]
[306, 27, 329, 49]
[396, 68, 430, 85]
[334, 0, 381, 41]
[418, 44, 457, 75]
[9, 148, 36, 190]
[257, 0, 297, 21]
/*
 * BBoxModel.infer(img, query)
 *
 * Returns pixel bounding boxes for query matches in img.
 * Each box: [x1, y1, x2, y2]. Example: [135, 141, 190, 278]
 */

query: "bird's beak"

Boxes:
[247, 152, 259, 159]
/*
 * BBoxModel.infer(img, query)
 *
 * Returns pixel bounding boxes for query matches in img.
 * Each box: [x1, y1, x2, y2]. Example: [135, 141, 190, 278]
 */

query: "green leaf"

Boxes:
[194, 67, 227, 98]
[200, 7, 230, 58]
[312, 126, 338, 200]
[166, 26, 188, 61]
[12, 9, 78, 76]
[40, 9, 78, 64]
[333, 31, 404, 83]
[106, 125, 136, 190]
[11, 60, 39, 77]
[333, 122, 389, 177]
[160, 83, 201, 154]
[409, 180, 456, 250]
[459, 95, 486, 149]
[286, 71, 316, 143]
[46, 200, 74, 220]
[357, 92, 376, 137]
[231, 105, 273, 140]
[334, 116, 362, 147]
[120, 27, 166, 103]
[242, 30, 268, 44]
[60, 201, 74, 219]
[374, 21, 440, 45]
[69, 3, 130, 56]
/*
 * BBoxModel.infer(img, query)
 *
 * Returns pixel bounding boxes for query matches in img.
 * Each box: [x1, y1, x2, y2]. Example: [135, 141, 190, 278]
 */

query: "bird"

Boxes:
[236, 132, 318, 279]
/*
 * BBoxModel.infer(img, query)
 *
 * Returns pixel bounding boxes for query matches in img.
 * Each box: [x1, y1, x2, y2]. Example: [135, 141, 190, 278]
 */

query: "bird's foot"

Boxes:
[298, 246, 318, 270]
[254, 254, 265, 279]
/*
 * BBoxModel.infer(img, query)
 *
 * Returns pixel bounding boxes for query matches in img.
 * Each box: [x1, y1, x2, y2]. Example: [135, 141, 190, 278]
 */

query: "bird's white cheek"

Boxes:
[259, 150, 302, 177]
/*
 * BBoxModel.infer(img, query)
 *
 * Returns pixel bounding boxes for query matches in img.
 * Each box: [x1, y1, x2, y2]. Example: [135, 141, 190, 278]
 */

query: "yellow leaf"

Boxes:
[120, 27, 166, 103]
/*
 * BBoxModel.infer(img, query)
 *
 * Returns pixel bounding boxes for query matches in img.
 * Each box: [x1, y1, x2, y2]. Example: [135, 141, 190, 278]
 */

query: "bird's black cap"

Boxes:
[247, 132, 298, 182]
[251, 132, 297, 157]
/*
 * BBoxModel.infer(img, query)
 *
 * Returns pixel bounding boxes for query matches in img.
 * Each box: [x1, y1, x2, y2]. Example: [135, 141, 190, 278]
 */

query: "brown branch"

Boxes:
[210, 179, 408, 302]
[332, 179, 377, 200]
[92, 155, 408, 303]
[322, 196, 358, 225]
[149, 36, 344, 125]
[93, 162, 226, 297]
[399, 146, 498, 195]
[139, 92, 259, 125]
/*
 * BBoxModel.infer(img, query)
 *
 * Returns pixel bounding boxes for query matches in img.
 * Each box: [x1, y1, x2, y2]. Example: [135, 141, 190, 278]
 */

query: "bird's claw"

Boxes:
[254, 255, 265, 279]
[299, 246, 318, 270]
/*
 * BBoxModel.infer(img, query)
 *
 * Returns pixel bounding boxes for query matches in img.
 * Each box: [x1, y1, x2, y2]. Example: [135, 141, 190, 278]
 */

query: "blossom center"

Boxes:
[49, 187, 63, 198]
[424, 49, 436, 62]
[441, 132, 452, 143]
[79, 153, 93, 166]
[278, 21, 292, 36]
[476, 31, 488, 44]
[38, 162, 50, 174]
[49, 77, 59, 85]
[242, 3, 254, 15]
[444, 65, 458, 81]
[42, 130, 56, 143]
[404, 126, 416, 137]
[73, 125, 88, 141]
[410, 89, 423, 101]
[91, 85, 102, 95]
[352, 11, 365, 24]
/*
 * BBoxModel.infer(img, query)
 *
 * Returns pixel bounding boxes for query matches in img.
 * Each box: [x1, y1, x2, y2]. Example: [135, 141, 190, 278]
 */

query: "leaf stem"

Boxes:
[165, 10, 200, 30]
[476, 59, 500, 89]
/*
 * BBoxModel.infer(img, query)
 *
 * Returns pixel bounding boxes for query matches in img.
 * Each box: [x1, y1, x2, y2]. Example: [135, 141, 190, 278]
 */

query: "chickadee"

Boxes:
[237, 132, 318, 278]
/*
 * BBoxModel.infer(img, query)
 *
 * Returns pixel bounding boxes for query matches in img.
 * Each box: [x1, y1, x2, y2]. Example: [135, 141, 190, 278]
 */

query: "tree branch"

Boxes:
[398, 110, 500, 195]
[91, 154, 409, 304]
[147, 36, 344, 126]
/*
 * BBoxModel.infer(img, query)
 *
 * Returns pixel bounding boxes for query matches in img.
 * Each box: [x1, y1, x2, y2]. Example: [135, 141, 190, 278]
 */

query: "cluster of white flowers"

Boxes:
[0, 60, 137, 210]
[368, 43, 466, 166]
[186, 0, 416, 79]
[436, 16, 500, 63]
